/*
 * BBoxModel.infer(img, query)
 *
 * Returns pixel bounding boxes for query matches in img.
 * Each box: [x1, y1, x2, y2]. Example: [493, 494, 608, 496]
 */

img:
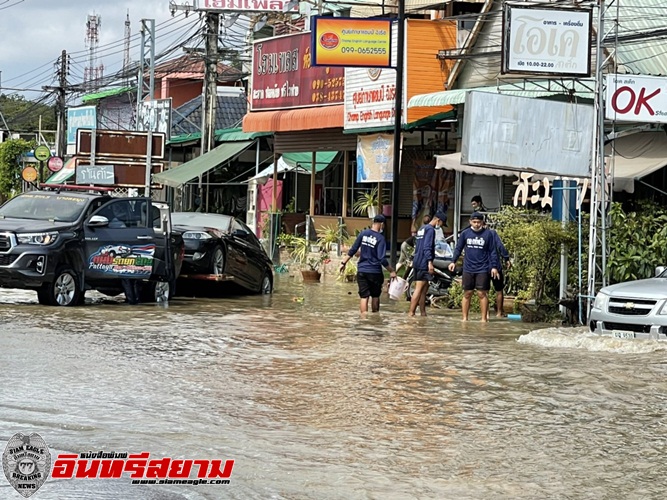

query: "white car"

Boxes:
[589, 266, 667, 340]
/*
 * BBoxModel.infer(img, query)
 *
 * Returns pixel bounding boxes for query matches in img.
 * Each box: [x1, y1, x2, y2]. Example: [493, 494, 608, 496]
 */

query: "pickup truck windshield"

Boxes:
[0, 193, 88, 222]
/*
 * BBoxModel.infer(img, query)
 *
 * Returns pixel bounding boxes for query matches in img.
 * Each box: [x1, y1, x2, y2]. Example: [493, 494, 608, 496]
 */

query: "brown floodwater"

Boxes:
[0, 274, 666, 499]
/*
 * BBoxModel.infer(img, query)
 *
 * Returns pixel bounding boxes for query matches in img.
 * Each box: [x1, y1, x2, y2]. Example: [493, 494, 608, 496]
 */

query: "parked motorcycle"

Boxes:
[404, 255, 458, 300]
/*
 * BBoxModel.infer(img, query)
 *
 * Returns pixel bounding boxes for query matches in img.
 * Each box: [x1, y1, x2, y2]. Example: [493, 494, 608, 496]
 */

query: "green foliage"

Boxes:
[284, 196, 296, 213]
[446, 280, 496, 311]
[490, 206, 579, 304]
[317, 223, 347, 252]
[607, 201, 667, 282]
[352, 187, 387, 215]
[0, 94, 57, 133]
[337, 258, 357, 282]
[289, 235, 330, 271]
[0, 139, 34, 202]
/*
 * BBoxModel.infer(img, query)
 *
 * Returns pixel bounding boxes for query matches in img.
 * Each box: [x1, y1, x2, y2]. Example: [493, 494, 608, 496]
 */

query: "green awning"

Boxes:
[215, 127, 271, 142]
[153, 141, 253, 188]
[282, 152, 338, 173]
[82, 86, 135, 103]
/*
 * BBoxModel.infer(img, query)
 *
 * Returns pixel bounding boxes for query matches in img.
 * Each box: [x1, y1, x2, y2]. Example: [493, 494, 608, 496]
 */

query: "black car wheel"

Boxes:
[211, 246, 225, 275]
[259, 272, 272, 294]
[42, 267, 82, 306]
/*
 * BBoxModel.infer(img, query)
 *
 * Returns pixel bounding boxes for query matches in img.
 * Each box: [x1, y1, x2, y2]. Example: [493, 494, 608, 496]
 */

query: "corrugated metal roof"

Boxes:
[408, 80, 595, 108]
[612, 0, 667, 76]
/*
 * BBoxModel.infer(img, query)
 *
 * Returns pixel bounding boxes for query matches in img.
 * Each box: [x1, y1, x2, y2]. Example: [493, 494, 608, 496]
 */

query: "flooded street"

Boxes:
[1, 274, 667, 499]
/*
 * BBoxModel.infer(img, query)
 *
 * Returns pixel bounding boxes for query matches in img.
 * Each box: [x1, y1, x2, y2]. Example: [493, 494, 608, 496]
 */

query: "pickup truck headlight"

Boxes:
[593, 292, 609, 310]
[182, 231, 212, 240]
[16, 232, 58, 245]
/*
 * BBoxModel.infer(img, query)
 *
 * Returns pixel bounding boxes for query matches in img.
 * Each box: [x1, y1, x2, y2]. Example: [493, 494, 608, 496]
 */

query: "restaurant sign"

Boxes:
[195, 0, 298, 12]
[251, 32, 345, 111]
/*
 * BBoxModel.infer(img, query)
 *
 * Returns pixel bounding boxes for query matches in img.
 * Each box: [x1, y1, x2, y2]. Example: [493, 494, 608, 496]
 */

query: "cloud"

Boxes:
[0, 0, 187, 97]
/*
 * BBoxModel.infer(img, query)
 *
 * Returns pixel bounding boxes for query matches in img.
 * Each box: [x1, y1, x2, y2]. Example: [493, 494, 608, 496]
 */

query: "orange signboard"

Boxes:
[311, 17, 392, 68]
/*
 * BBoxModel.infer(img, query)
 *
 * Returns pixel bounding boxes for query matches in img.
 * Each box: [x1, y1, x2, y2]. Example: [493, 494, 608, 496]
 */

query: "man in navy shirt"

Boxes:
[487, 222, 511, 318]
[409, 210, 447, 317]
[340, 214, 397, 314]
[448, 212, 499, 322]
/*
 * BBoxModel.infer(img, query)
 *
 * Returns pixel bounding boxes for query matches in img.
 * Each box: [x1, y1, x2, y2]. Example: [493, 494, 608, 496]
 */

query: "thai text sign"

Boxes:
[76, 164, 115, 185]
[67, 106, 97, 145]
[605, 74, 667, 123]
[311, 17, 392, 68]
[502, 4, 591, 76]
[251, 32, 345, 111]
[356, 134, 395, 183]
[194, 0, 298, 12]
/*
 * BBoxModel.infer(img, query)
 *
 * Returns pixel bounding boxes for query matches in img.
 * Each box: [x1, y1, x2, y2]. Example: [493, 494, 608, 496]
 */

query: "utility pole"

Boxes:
[202, 12, 220, 155]
[55, 50, 68, 158]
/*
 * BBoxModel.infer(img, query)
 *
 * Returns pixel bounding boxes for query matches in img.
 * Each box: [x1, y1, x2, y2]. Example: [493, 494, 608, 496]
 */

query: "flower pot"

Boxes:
[367, 206, 379, 218]
[301, 270, 321, 282]
[382, 205, 392, 217]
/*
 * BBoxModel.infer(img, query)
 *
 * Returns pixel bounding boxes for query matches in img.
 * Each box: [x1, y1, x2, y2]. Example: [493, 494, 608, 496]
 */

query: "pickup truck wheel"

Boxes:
[140, 281, 171, 303]
[45, 267, 82, 306]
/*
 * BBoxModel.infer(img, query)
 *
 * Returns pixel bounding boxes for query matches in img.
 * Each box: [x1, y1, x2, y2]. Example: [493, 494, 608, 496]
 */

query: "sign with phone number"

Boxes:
[311, 17, 392, 68]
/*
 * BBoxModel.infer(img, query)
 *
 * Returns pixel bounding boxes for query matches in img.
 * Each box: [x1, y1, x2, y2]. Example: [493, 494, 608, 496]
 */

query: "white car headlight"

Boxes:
[182, 231, 212, 240]
[17, 232, 58, 245]
[593, 292, 609, 310]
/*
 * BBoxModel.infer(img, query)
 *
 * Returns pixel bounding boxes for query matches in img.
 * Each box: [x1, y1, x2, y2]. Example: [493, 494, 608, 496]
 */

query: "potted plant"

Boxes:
[353, 187, 386, 218]
[289, 235, 330, 281]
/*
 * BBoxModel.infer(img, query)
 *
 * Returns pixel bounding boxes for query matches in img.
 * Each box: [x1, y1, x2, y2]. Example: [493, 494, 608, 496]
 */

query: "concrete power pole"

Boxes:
[202, 12, 220, 155]
[55, 50, 68, 158]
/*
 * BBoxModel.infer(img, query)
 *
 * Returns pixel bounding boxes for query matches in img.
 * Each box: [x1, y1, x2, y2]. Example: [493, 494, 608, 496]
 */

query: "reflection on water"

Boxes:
[1, 276, 667, 499]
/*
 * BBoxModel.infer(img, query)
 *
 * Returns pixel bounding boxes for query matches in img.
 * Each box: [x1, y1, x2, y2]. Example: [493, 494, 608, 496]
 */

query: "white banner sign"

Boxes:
[137, 99, 172, 139]
[356, 134, 395, 183]
[605, 74, 667, 123]
[503, 5, 591, 76]
[195, 0, 298, 12]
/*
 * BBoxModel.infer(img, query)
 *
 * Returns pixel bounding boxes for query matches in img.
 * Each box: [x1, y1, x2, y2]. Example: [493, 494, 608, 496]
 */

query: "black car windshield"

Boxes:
[172, 212, 232, 231]
[0, 193, 88, 222]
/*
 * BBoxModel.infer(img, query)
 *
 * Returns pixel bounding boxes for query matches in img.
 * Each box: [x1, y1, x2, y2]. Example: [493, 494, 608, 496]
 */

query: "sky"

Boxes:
[0, 0, 249, 103]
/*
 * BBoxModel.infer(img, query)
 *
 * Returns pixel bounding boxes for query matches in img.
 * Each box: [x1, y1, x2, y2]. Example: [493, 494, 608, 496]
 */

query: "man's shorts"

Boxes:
[412, 268, 433, 282]
[491, 270, 504, 292]
[357, 272, 385, 298]
[462, 271, 491, 291]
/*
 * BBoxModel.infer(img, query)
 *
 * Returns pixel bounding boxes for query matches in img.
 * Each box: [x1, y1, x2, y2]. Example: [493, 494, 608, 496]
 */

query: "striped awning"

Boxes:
[242, 105, 344, 133]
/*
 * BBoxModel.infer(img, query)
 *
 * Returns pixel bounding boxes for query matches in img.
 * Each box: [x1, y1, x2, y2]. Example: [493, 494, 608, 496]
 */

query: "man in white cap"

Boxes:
[340, 214, 397, 314]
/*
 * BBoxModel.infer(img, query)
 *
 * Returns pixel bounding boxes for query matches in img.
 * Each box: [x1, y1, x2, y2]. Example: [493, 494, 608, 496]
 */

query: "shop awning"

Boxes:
[609, 132, 667, 193]
[408, 80, 595, 108]
[242, 105, 344, 133]
[249, 151, 339, 181]
[437, 132, 667, 193]
[153, 140, 253, 188]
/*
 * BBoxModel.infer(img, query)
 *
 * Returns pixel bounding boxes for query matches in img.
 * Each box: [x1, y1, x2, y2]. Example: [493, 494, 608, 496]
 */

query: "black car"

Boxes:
[171, 212, 273, 294]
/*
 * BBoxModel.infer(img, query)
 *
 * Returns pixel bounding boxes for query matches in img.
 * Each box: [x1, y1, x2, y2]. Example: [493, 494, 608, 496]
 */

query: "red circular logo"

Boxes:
[319, 32, 339, 50]
[47, 156, 64, 172]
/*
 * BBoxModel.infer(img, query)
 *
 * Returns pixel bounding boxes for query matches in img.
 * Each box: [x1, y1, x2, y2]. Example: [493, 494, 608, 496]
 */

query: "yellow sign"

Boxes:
[21, 166, 38, 182]
[311, 17, 392, 68]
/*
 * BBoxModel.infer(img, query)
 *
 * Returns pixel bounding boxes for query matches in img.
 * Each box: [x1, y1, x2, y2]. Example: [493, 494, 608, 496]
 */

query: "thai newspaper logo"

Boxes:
[2, 433, 51, 498]
[88, 244, 155, 276]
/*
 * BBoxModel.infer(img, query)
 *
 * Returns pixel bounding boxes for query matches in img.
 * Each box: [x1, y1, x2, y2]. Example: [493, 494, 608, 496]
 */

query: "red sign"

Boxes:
[251, 33, 345, 111]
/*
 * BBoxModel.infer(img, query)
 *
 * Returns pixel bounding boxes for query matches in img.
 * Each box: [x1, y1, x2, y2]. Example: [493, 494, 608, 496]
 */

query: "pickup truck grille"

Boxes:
[0, 254, 18, 266]
[603, 322, 652, 334]
[0, 233, 11, 251]
[608, 298, 656, 316]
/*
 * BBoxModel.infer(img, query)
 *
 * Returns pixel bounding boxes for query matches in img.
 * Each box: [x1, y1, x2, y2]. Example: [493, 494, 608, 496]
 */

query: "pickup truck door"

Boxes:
[83, 198, 167, 281]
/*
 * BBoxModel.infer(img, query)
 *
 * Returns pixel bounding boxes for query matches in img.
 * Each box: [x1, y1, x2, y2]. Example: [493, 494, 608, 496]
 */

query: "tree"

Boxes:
[0, 139, 34, 203]
[0, 94, 57, 134]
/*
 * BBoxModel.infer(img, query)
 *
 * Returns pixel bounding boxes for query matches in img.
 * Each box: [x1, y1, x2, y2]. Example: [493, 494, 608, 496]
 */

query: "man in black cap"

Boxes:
[340, 214, 397, 314]
[448, 212, 499, 322]
[409, 210, 447, 316]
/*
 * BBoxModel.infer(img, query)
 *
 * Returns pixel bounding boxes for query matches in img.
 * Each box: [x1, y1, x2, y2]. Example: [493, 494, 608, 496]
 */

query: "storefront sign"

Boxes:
[311, 17, 392, 68]
[605, 74, 667, 123]
[251, 32, 345, 111]
[195, 0, 298, 12]
[344, 67, 400, 129]
[67, 106, 97, 145]
[502, 4, 592, 76]
[513, 172, 590, 210]
[137, 98, 172, 139]
[356, 134, 395, 183]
